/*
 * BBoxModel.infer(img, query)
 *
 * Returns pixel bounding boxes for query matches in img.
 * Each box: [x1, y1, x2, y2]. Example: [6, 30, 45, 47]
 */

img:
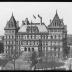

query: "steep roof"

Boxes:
[53, 10, 60, 21]
[4, 13, 19, 30]
[18, 23, 48, 33]
[48, 11, 64, 28]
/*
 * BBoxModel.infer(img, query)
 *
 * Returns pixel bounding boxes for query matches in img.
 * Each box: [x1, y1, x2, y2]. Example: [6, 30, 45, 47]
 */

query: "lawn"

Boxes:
[35, 61, 65, 70]
[0, 59, 9, 67]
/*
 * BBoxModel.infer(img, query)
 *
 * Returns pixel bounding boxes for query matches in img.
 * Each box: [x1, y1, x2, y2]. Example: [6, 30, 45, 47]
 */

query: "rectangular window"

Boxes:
[12, 36, 13, 39]
[52, 41, 54, 46]
[52, 48, 54, 51]
[20, 41, 21, 45]
[48, 35, 51, 39]
[28, 41, 30, 45]
[16, 36, 18, 39]
[25, 35, 27, 39]
[45, 35, 46, 39]
[48, 47, 50, 51]
[36, 35, 39, 39]
[29, 35, 31, 39]
[56, 35, 58, 39]
[48, 41, 51, 46]
[35, 41, 37, 45]
[24, 41, 26, 45]
[60, 48, 62, 51]
[32, 48, 34, 51]
[39, 35, 41, 39]
[32, 35, 34, 39]
[7, 36, 9, 39]
[16, 41, 18, 45]
[28, 48, 30, 51]
[56, 42, 58, 45]
[12, 41, 13, 44]
[10, 41, 12, 44]
[4, 36, 6, 39]
[43, 41, 45, 45]
[27, 35, 29, 39]
[31, 41, 34, 45]
[21, 35, 23, 39]
[23, 35, 25, 39]
[46, 41, 48, 45]
[6, 41, 7, 44]
[20, 35, 21, 39]
[56, 49, 58, 51]
[9, 41, 10, 44]
[45, 41, 46, 45]
[7, 41, 8, 44]
[25, 47, 27, 51]
[60, 42, 62, 46]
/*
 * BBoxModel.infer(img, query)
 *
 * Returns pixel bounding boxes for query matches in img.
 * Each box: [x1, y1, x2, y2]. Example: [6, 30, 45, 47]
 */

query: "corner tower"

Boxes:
[48, 10, 67, 60]
[4, 13, 19, 58]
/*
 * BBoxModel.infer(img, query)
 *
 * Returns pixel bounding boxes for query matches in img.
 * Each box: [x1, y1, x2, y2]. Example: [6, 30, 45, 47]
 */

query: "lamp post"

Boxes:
[13, 57, 15, 70]
[13, 34, 17, 70]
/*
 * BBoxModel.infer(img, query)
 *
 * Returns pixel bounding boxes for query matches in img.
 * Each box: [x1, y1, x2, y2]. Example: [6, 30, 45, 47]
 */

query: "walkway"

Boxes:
[4, 51, 32, 70]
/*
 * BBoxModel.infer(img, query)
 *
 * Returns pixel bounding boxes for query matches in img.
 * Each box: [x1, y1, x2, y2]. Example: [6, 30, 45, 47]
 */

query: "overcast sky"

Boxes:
[0, 2, 72, 35]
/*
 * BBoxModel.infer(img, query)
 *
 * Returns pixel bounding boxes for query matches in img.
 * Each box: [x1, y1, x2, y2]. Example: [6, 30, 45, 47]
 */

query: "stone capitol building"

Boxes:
[3, 11, 68, 62]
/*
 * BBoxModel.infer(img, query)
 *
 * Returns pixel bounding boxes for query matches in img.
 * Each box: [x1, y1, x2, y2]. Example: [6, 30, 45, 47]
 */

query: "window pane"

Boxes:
[32, 48, 34, 51]
[28, 48, 30, 51]
[25, 47, 27, 51]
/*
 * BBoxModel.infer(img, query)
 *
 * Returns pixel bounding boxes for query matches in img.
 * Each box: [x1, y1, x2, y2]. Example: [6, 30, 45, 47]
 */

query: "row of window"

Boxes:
[5, 30, 15, 33]
[48, 29, 63, 32]
[20, 41, 39, 46]
[21, 47, 34, 52]
[4, 41, 15, 45]
[4, 34, 64, 40]
[16, 35, 63, 40]
[17, 41, 62, 46]
[47, 47, 62, 51]
[4, 40, 62, 46]
[4, 35, 15, 39]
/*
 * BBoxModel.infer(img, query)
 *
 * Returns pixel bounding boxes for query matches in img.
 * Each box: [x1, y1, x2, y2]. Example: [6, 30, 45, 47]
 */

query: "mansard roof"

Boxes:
[18, 23, 48, 33]
[4, 13, 18, 30]
[48, 11, 64, 28]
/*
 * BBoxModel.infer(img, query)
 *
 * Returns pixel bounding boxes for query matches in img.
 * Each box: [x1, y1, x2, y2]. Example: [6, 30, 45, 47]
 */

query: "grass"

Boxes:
[35, 61, 65, 69]
[0, 59, 9, 67]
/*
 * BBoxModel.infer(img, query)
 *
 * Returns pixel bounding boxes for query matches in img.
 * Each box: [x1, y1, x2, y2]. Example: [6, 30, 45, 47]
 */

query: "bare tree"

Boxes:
[30, 51, 38, 67]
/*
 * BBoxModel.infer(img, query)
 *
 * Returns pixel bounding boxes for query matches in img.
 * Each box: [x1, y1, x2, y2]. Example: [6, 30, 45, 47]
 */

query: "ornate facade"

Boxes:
[4, 11, 67, 60]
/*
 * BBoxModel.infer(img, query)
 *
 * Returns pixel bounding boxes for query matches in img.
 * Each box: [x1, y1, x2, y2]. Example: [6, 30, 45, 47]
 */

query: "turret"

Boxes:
[4, 13, 19, 34]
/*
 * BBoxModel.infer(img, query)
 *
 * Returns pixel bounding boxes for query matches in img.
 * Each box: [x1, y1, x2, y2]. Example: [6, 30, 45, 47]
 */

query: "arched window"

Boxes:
[25, 47, 27, 51]
[28, 48, 30, 51]
[55, 22, 56, 26]
[9, 35, 10, 39]
[51, 35, 53, 39]
[12, 36, 13, 39]
[32, 48, 34, 51]
[55, 35, 56, 39]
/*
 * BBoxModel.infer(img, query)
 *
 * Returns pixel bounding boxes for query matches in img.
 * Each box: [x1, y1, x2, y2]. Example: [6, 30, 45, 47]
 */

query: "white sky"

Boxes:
[0, 2, 72, 35]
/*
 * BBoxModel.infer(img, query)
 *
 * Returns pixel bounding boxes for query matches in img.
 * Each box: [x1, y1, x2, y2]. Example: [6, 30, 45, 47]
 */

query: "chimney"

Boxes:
[16, 21, 20, 29]
[38, 14, 42, 25]
[40, 17, 42, 25]
[22, 20, 25, 25]
[25, 18, 29, 25]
